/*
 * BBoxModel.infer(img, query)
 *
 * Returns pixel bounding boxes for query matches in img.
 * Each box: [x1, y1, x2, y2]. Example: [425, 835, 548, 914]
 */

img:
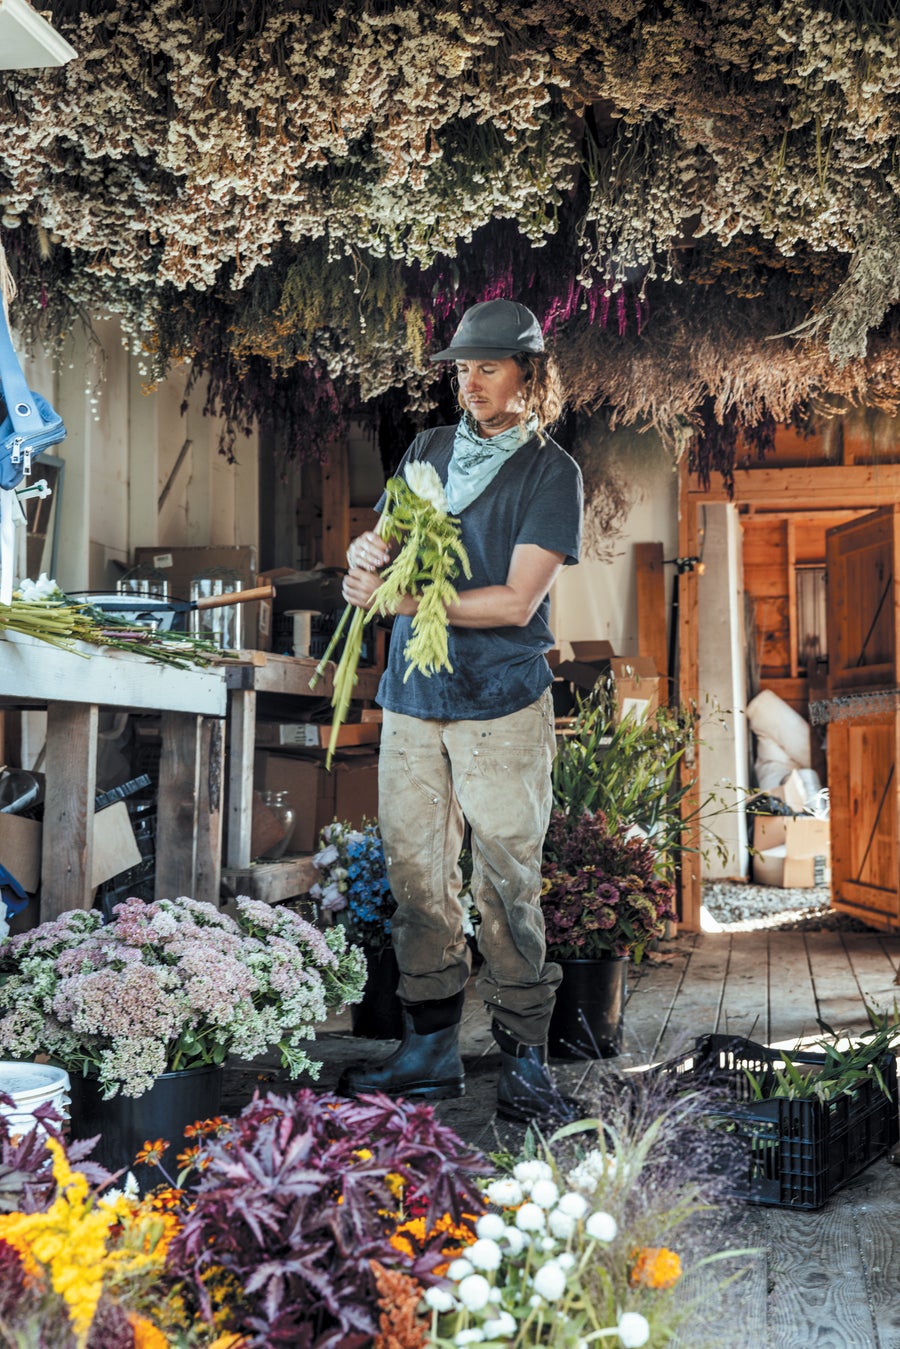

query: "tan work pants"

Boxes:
[378, 689, 561, 1044]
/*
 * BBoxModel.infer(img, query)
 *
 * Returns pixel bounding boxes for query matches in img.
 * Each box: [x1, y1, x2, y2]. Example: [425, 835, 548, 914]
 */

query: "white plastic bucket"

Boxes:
[0, 1062, 71, 1138]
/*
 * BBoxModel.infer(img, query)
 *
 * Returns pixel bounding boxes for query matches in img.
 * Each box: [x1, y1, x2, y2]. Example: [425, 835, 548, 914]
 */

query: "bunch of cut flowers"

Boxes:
[310, 817, 478, 953]
[310, 460, 471, 765]
[0, 894, 366, 1099]
[424, 1070, 754, 1347]
[310, 817, 397, 951]
[540, 809, 677, 964]
[0, 1096, 182, 1349]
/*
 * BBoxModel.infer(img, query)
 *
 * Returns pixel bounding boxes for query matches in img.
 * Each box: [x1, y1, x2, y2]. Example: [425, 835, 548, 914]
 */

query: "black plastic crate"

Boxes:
[658, 1033, 900, 1209]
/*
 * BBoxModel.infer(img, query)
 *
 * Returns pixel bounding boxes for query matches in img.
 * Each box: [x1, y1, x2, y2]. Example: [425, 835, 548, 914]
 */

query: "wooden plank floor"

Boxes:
[225, 929, 900, 1349]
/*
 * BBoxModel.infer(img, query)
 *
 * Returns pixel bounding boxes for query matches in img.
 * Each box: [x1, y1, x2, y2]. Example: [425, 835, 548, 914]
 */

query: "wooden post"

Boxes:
[677, 461, 703, 931]
[320, 442, 350, 567]
[635, 542, 668, 686]
[155, 711, 202, 899]
[42, 703, 98, 918]
[195, 716, 224, 905]
[226, 686, 257, 868]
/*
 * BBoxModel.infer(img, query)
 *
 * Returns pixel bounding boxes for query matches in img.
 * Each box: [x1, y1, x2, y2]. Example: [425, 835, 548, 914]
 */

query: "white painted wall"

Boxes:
[17, 316, 258, 593]
[553, 427, 679, 658]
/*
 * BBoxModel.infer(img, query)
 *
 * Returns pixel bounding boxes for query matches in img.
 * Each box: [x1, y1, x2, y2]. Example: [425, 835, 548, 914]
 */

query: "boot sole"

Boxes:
[338, 1076, 465, 1102]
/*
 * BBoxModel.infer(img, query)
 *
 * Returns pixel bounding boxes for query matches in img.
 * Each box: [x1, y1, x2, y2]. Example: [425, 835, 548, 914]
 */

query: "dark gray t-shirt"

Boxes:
[375, 425, 583, 721]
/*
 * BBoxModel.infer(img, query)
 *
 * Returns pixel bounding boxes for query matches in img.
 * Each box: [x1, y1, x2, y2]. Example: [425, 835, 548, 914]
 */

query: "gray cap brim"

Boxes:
[429, 345, 524, 362]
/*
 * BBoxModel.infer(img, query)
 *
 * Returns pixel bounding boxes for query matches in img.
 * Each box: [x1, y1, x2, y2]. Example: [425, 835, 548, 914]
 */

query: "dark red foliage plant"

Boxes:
[167, 1088, 489, 1348]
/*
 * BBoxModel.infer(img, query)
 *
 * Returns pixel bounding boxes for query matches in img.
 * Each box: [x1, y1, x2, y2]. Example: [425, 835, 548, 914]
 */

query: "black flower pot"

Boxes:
[548, 956, 627, 1060]
[68, 1063, 224, 1189]
[350, 945, 404, 1040]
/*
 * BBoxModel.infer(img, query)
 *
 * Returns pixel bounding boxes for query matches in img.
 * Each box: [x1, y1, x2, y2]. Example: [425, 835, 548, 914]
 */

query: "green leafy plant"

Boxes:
[552, 683, 730, 876]
[744, 1007, 900, 1105]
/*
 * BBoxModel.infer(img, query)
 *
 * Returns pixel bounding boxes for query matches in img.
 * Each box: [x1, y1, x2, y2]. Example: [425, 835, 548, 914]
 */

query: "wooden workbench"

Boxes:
[0, 631, 228, 919]
[222, 652, 381, 904]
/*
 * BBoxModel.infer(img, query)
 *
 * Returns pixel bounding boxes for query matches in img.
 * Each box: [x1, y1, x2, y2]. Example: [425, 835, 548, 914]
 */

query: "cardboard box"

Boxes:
[92, 801, 143, 888]
[555, 641, 660, 724]
[0, 814, 41, 893]
[752, 813, 831, 888]
[255, 750, 379, 853]
[255, 721, 380, 750]
[0, 801, 142, 895]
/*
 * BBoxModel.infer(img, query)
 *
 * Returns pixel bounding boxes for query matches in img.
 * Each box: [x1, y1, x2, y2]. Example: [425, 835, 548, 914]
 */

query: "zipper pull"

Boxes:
[9, 436, 23, 466]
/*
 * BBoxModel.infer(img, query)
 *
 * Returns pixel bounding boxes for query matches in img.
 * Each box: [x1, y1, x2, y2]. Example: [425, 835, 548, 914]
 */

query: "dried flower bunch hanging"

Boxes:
[2, 1, 900, 487]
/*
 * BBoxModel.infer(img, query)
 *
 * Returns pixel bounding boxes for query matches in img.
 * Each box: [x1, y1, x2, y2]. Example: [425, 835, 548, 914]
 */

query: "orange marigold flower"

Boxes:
[128, 1314, 168, 1348]
[176, 1144, 202, 1170]
[184, 1116, 225, 1138]
[134, 1139, 169, 1166]
[630, 1246, 682, 1290]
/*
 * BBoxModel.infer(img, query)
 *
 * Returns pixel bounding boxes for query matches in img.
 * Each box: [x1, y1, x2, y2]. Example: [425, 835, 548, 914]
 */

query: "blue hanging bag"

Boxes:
[0, 301, 66, 488]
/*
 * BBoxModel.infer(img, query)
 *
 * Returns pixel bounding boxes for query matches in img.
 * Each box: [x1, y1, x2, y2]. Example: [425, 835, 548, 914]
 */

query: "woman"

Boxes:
[338, 298, 583, 1127]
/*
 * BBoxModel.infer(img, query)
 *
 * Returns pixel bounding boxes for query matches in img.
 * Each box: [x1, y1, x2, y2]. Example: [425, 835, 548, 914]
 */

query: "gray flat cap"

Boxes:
[430, 299, 545, 361]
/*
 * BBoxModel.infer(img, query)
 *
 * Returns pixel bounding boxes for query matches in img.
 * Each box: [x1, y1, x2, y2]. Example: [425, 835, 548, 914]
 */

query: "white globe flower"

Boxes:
[467, 1238, 503, 1272]
[540, 1235, 557, 1252]
[557, 1191, 589, 1220]
[457, 1274, 492, 1313]
[548, 1208, 576, 1239]
[529, 1293, 543, 1308]
[475, 1213, 508, 1241]
[485, 1177, 524, 1207]
[455, 1332, 485, 1347]
[447, 1258, 474, 1281]
[585, 1211, 618, 1243]
[557, 1252, 576, 1270]
[533, 1261, 568, 1302]
[513, 1159, 554, 1186]
[502, 1226, 527, 1255]
[618, 1312, 651, 1347]
[515, 1202, 546, 1232]
[424, 1286, 457, 1312]
[484, 1311, 517, 1339]
[530, 1178, 560, 1209]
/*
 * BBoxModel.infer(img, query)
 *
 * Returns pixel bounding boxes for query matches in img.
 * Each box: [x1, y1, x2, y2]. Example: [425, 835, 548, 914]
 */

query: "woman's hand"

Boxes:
[346, 531, 390, 572]
[342, 565, 385, 610]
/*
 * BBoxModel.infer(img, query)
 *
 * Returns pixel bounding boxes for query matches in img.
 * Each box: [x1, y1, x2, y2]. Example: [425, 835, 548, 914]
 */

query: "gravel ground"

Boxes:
[701, 880, 875, 933]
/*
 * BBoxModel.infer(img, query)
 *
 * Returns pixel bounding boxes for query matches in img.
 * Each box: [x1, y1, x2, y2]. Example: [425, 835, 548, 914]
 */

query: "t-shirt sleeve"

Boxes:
[516, 452, 583, 565]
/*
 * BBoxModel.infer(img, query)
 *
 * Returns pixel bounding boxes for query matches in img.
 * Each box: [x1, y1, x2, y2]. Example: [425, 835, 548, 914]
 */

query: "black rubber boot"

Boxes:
[337, 993, 465, 1101]
[493, 1019, 584, 1127]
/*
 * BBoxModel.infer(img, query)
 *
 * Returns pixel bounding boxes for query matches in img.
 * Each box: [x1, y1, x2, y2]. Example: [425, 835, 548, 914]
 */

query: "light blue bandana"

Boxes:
[445, 413, 539, 514]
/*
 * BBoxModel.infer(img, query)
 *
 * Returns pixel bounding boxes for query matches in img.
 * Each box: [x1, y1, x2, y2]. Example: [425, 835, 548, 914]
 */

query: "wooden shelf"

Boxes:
[221, 854, 316, 906]
[224, 651, 381, 702]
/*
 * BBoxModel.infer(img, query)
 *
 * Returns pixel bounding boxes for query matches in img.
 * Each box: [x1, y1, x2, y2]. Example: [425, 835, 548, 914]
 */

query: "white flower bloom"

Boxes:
[533, 1261, 568, 1302]
[424, 1286, 456, 1312]
[540, 1235, 557, 1252]
[530, 1178, 559, 1209]
[557, 1252, 576, 1270]
[585, 1211, 618, 1243]
[447, 1258, 474, 1281]
[502, 1225, 526, 1255]
[312, 843, 339, 868]
[457, 1273, 492, 1312]
[485, 1177, 523, 1207]
[484, 1311, 517, 1339]
[513, 1159, 554, 1186]
[467, 1238, 502, 1272]
[618, 1312, 651, 1347]
[557, 1191, 589, 1220]
[548, 1208, 576, 1239]
[515, 1202, 546, 1232]
[529, 1294, 543, 1308]
[455, 1332, 485, 1347]
[405, 460, 448, 513]
[475, 1212, 507, 1240]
